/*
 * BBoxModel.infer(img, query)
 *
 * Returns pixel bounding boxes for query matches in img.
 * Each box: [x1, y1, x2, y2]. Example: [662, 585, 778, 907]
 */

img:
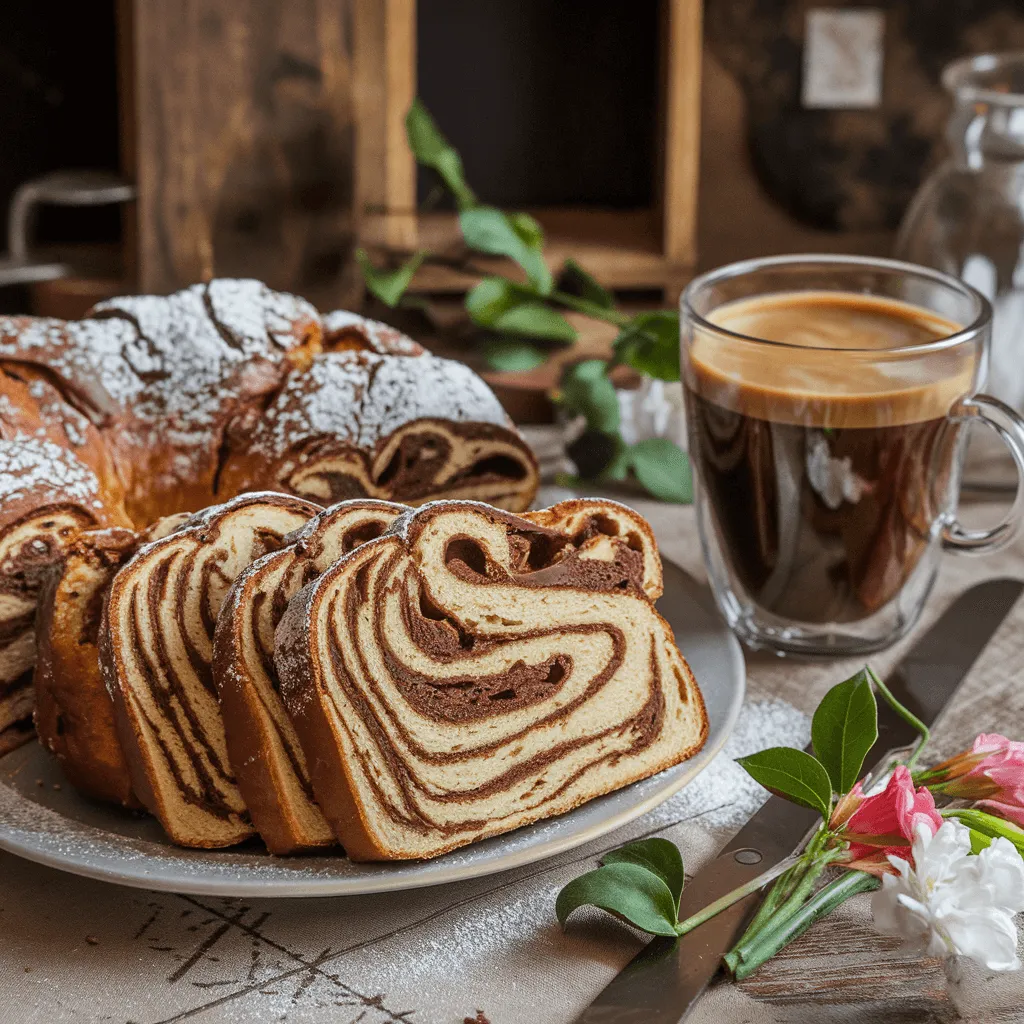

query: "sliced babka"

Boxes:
[34, 514, 188, 806]
[101, 492, 319, 847]
[213, 499, 406, 853]
[0, 437, 121, 753]
[274, 499, 707, 861]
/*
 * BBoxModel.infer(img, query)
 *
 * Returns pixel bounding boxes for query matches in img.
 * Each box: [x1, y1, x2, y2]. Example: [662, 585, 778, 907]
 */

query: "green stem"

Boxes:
[725, 870, 880, 980]
[733, 860, 805, 948]
[550, 289, 630, 327]
[868, 667, 930, 771]
[730, 825, 830, 952]
[723, 847, 843, 972]
[674, 853, 802, 938]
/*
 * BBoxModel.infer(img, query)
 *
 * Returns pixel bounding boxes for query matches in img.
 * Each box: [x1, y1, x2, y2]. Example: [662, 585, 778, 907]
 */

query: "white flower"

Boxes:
[871, 819, 1024, 972]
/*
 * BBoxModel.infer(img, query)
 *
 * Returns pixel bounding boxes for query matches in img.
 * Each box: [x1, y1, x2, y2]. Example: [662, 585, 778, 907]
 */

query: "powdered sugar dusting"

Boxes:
[0, 437, 102, 510]
[1, 280, 321, 501]
[255, 352, 511, 458]
[639, 697, 811, 832]
[327, 699, 809, 989]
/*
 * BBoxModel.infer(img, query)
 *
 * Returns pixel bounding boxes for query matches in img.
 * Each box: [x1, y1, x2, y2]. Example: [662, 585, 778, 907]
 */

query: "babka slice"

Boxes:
[34, 513, 188, 806]
[214, 499, 405, 853]
[101, 492, 319, 847]
[0, 437, 120, 754]
[275, 499, 708, 861]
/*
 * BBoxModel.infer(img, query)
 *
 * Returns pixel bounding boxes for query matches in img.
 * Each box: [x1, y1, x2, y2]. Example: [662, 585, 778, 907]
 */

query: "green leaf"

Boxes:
[558, 360, 619, 433]
[493, 303, 576, 342]
[356, 248, 427, 308]
[508, 211, 544, 249]
[465, 277, 520, 326]
[481, 339, 547, 373]
[811, 671, 878, 794]
[405, 99, 477, 210]
[945, 808, 1024, 855]
[613, 311, 681, 382]
[556, 862, 680, 937]
[602, 838, 685, 909]
[560, 258, 615, 309]
[460, 207, 552, 295]
[466, 278, 575, 341]
[629, 438, 692, 504]
[736, 747, 833, 820]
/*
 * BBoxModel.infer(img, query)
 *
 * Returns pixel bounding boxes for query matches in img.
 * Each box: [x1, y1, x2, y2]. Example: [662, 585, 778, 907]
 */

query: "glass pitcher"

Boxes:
[896, 52, 1024, 488]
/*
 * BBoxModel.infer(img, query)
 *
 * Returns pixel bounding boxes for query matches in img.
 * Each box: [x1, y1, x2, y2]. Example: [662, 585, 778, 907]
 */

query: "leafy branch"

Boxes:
[555, 666, 926, 978]
[357, 98, 691, 503]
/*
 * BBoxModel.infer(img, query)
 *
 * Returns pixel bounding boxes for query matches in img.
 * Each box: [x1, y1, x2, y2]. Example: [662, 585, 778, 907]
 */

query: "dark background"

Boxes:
[416, 0, 659, 211]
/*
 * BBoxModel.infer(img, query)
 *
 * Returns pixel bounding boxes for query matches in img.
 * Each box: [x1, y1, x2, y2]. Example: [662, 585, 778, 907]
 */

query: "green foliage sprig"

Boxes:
[356, 99, 691, 503]
[555, 666, 934, 979]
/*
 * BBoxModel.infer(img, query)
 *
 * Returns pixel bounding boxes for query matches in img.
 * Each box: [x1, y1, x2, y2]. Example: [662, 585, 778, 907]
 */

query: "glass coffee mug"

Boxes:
[681, 254, 1024, 655]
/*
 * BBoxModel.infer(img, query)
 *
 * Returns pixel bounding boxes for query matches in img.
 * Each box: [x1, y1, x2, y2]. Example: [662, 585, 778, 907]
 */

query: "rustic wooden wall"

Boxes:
[128, 0, 359, 308]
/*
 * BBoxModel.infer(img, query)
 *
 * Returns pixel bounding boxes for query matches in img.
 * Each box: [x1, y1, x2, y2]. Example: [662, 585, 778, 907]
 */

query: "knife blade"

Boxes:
[573, 577, 1024, 1024]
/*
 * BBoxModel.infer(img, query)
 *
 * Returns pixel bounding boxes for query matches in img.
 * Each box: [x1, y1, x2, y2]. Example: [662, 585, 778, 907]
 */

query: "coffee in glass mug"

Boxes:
[681, 255, 1024, 655]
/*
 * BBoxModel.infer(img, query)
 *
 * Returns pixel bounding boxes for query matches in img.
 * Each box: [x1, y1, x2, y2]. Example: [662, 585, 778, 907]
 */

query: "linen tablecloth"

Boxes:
[3, 491, 1023, 1024]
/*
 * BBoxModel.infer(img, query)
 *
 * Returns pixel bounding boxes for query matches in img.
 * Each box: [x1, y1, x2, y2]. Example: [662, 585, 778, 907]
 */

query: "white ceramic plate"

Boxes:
[0, 559, 744, 897]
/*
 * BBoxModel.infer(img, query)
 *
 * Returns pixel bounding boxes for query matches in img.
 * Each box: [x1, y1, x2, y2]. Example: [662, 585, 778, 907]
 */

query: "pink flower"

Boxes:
[840, 766, 943, 875]
[931, 734, 1024, 826]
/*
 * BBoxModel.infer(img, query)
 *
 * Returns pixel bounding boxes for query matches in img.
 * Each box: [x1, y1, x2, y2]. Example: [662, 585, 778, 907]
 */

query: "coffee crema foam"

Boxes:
[688, 291, 977, 428]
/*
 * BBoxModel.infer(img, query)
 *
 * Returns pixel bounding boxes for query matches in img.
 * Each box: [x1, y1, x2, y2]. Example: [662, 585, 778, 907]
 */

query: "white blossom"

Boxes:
[872, 820, 1024, 971]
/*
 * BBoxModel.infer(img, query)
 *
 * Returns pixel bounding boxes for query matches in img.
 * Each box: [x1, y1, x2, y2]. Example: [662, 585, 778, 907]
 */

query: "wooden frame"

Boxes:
[127, 0, 359, 307]
[354, 0, 703, 299]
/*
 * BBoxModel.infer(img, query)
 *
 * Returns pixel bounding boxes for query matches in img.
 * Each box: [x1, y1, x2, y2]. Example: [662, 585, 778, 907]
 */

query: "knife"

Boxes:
[573, 577, 1024, 1024]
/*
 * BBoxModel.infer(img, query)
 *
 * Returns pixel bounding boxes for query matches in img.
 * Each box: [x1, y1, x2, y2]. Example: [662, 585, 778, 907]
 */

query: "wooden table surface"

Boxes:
[2, 490, 1023, 1024]
[642, 491, 1024, 1024]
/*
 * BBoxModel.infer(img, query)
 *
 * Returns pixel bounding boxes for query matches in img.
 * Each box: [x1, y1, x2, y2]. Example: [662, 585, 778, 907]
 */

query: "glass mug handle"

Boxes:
[942, 394, 1024, 554]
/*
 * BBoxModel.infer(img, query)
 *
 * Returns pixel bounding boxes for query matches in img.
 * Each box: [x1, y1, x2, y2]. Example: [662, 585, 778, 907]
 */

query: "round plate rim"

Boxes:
[0, 590, 744, 897]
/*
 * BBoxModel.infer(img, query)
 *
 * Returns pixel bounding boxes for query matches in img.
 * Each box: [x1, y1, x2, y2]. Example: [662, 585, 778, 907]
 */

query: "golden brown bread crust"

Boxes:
[34, 528, 140, 806]
[0, 363, 131, 523]
[215, 353, 539, 513]
[0, 282, 323, 526]
[0, 287, 537, 528]
[34, 514, 189, 806]
[275, 499, 708, 861]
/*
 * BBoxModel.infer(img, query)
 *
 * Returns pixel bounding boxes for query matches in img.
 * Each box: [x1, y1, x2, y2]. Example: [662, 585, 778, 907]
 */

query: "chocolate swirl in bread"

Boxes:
[274, 499, 707, 861]
[214, 499, 405, 853]
[217, 350, 538, 512]
[0, 438, 122, 753]
[34, 514, 189, 806]
[101, 493, 319, 847]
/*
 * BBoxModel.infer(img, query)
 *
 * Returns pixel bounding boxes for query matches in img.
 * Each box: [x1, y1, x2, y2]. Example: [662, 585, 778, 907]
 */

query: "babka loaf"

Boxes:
[101, 492, 319, 847]
[0, 437, 122, 754]
[0, 279, 322, 524]
[0, 281, 537, 527]
[34, 514, 188, 806]
[214, 499, 405, 853]
[274, 499, 707, 861]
